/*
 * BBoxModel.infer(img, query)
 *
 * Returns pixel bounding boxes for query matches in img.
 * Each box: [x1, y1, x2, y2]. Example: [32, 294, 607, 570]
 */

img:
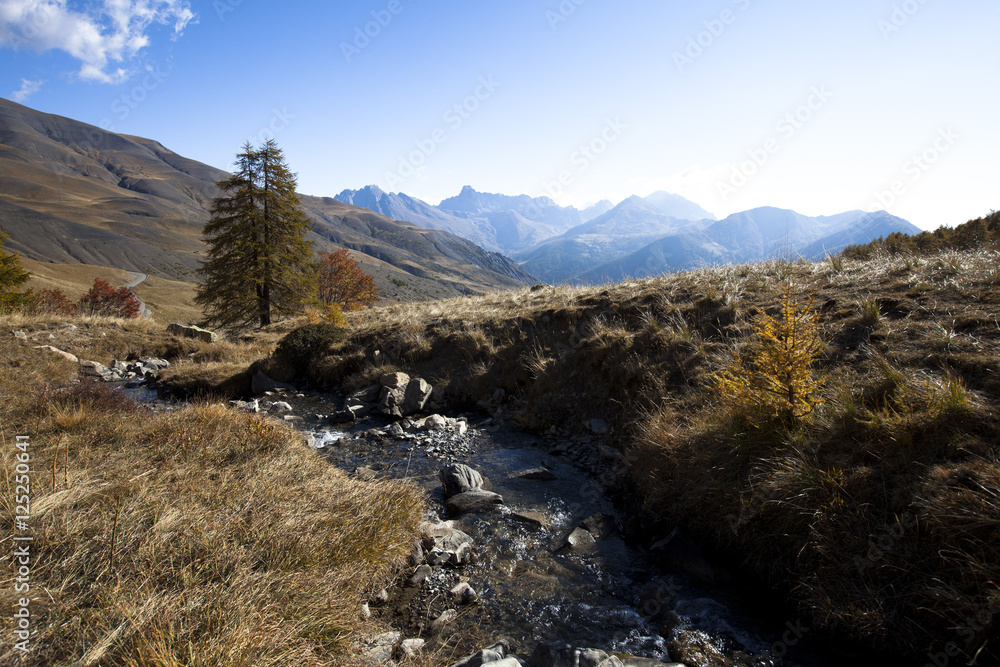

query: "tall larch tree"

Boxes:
[197, 140, 317, 328]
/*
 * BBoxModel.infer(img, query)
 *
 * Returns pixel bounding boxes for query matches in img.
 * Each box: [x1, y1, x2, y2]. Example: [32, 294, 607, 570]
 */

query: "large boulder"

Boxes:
[440, 463, 485, 498]
[402, 377, 433, 413]
[445, 489, 504, 517]
[378, 386, 406, 418]
[167, 323, 218, 343]
[378, 376, 435, 417]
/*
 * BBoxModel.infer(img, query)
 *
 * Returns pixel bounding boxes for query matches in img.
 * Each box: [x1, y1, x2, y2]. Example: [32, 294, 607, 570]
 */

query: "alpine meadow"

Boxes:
[1, 2, 999, 666]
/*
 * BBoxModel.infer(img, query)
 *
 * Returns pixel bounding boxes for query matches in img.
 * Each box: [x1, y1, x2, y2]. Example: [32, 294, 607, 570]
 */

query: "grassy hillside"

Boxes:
[0, 317, 424, 666]
[261, 244, 999, 663]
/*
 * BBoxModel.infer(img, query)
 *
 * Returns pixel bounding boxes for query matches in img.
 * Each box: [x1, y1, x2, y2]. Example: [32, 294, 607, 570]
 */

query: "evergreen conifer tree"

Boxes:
[197, 141, 317, 328]
[0, 231, 31, 312]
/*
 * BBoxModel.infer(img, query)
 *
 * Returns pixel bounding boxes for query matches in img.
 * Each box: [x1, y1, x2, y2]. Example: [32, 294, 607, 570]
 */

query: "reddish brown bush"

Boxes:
[318, 248, 380, 311]
[79, 279, 142, 318]
[24, 288, 78, 316]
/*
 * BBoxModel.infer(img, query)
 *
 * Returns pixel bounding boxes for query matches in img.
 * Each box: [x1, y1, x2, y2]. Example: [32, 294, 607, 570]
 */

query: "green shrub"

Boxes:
[274, 323, 346, 371]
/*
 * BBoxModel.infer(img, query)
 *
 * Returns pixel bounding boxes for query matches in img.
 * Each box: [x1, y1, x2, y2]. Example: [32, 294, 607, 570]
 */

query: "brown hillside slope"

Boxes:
[0, 97, 533, 299]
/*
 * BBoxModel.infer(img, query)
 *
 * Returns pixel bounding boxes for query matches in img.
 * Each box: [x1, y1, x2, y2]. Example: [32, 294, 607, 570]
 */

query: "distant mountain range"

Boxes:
[0, 98, 533, 301]
[337, 184, 918, 284]
[0, 97, 923, 297]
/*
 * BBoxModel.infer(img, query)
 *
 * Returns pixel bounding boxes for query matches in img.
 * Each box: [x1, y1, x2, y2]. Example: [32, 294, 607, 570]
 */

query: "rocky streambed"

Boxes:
[216, 371, 885, 667]
[135, 368, 883, 666]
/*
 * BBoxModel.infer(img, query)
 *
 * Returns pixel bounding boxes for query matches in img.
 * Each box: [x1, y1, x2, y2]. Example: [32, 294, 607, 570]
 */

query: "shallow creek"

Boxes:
[136, 384, 882, 666]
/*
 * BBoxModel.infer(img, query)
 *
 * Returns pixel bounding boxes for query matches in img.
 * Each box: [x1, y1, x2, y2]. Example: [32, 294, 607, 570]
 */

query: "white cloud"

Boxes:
[10, 77, 42, 101]
[0, 0, 195, 83]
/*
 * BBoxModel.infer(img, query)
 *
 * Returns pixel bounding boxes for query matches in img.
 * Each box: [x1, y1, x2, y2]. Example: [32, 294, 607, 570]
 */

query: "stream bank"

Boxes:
[215, 380, 885, 667]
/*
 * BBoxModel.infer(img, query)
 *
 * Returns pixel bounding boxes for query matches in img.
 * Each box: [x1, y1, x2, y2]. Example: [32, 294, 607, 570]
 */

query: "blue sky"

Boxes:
[2, 0, 998, 230]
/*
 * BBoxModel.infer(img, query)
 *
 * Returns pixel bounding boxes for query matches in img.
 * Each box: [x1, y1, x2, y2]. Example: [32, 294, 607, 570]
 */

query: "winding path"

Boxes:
[124, 272, 153, 319]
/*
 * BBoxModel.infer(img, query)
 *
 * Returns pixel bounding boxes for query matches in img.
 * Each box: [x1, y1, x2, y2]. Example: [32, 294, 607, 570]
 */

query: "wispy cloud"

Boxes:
[0, 0, 195, 84]
[10, 77, 42, 101]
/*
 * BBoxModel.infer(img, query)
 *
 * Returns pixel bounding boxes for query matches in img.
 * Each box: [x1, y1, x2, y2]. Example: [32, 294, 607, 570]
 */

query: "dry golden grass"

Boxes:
[0, 330, 424, 666]
[20, 258, 135, 296]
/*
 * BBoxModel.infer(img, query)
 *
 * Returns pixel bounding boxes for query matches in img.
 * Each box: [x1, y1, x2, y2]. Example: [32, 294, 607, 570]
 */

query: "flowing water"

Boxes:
[137, 384, 883, 666]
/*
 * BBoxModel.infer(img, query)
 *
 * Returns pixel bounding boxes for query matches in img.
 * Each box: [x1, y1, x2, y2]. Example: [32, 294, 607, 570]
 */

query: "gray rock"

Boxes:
[402, 377, 433, 414]
[395, 638, 425, 661]
[650, 528, 716, 585]
[166, 323, 218, 343]
[551, 527, 597, 553]
[440, 463, 485, 498]
[510, 511, 549, 531]
[330, 410, 356, 424]
[139, 357, 170, 370]
[590, 419, 610, 435]
[13, 330, 27, 341]
[347, 403, 372, 419]
[445, 489, 504, 517]
[349, 384, 381, 403]
[271, 401, 293, 413]
[378, 386, 406, 418]
[430, 609, 457, 634]
[421, 522, 475, 565]
[422, 414, 449, 431]
[512, 467, 557, 481]
[33, 345, 78, 363]
[450, 581, 478, 604]
[79, 360, 113, 381]
[385, 423, 406, 439]
[581, 513, 616, 541]
[360, 602, 371, 619]
[379, 371, 410, 389]
[407, 565, 433, 587]
[448, 641, 509, 667]
[529, 643, 603, 667]
[621, 659, 678, 667]
[362, 631, 400, 666]
[251, 369, 295, 395]
[372, 588, 390, 605]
